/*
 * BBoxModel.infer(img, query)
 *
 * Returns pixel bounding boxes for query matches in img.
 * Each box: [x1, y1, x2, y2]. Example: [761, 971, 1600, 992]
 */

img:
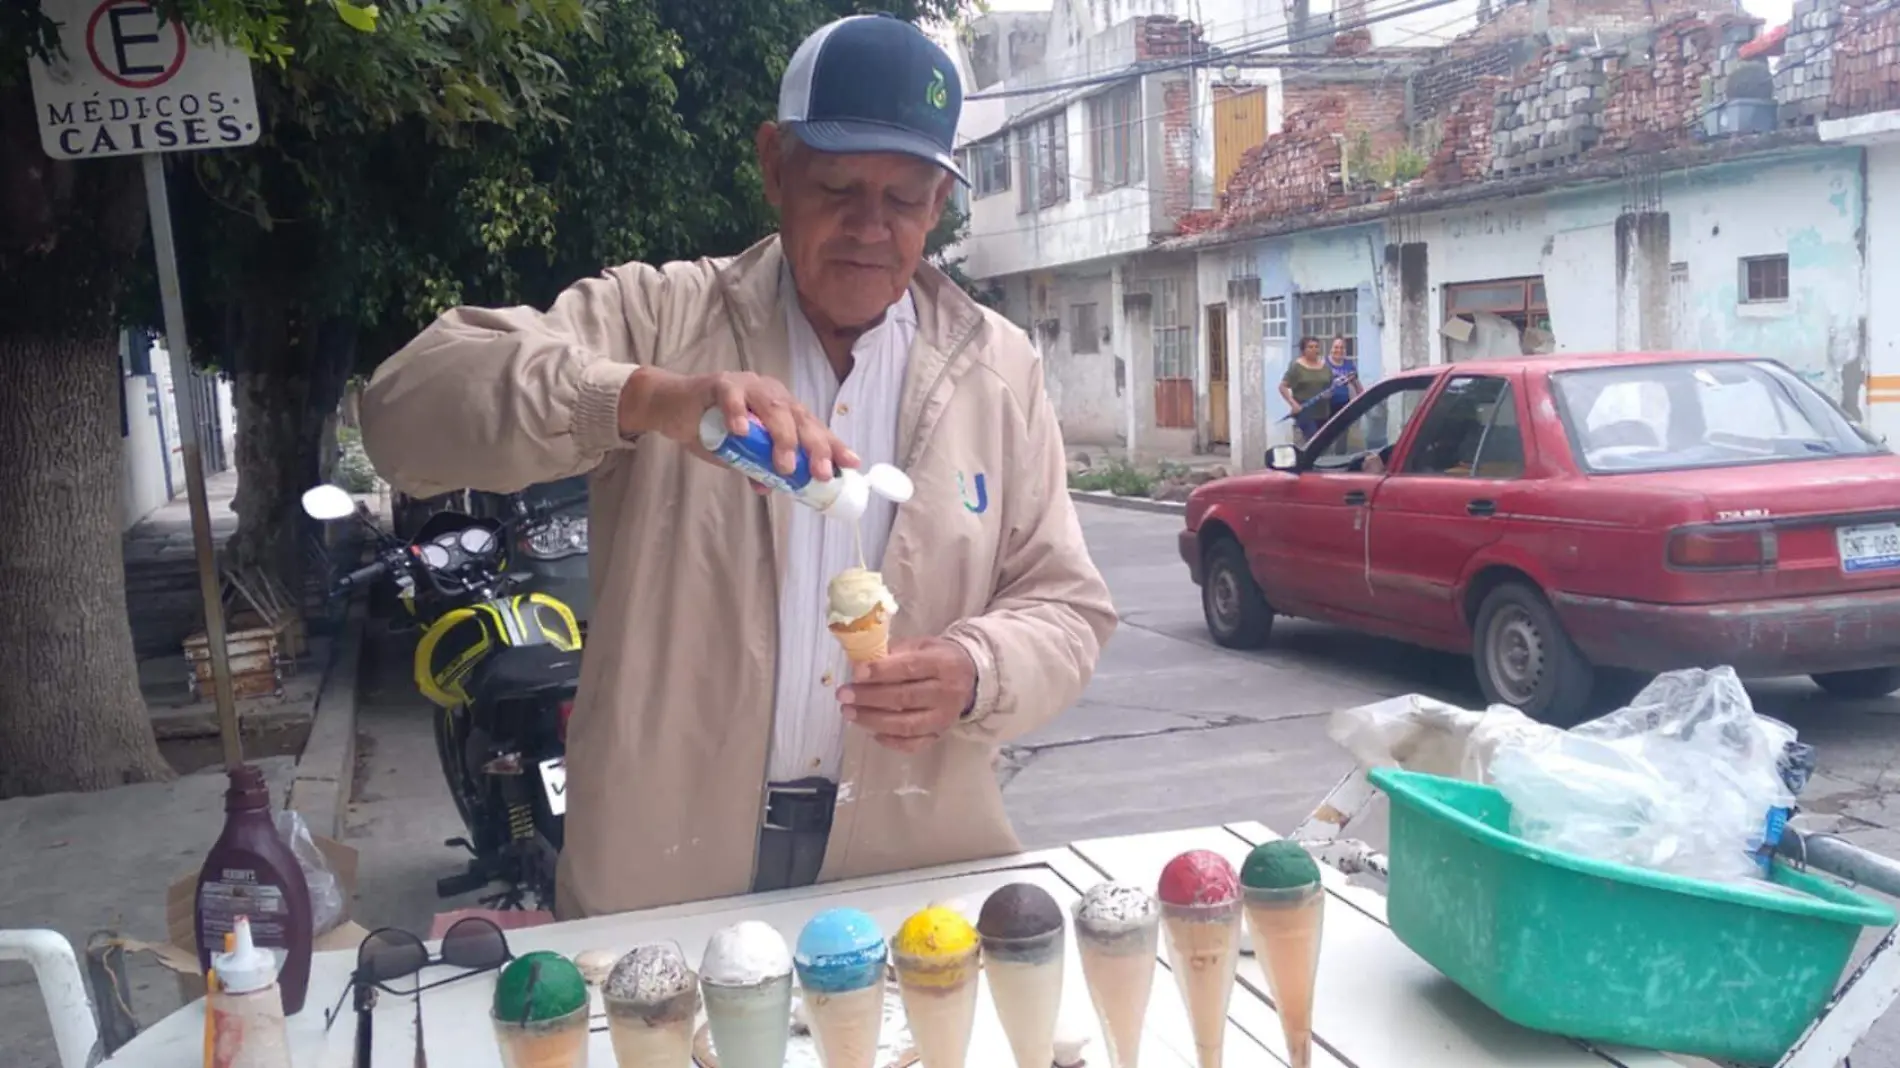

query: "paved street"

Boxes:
[343, 498, 1900, 1058]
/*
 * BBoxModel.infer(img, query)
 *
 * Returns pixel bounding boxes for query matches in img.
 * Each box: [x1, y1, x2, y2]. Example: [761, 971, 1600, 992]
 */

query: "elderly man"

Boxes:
[361, 14, 1115, 918]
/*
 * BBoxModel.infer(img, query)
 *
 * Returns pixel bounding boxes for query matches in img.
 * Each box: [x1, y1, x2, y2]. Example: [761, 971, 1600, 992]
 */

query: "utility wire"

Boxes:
[952, 5, 1481, 242]
[966, 0, 1475, 100]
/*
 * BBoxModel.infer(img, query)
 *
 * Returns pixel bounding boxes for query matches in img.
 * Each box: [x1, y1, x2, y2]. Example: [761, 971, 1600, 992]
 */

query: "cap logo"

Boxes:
[927, 68, 948, 110]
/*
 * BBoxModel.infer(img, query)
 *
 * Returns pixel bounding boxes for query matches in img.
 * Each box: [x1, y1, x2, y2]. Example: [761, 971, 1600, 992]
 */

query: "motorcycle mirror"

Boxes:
[302, 484, 358, 521]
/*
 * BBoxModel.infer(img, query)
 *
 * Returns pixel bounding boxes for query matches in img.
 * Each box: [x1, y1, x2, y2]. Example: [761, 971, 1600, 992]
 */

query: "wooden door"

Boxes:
[1207, 304, 1231, 445]
[1214, 88, 1269, 203]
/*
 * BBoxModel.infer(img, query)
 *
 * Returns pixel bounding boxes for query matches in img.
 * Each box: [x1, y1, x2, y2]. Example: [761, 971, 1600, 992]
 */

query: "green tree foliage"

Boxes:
[164, 0, 959, 592]
[0, 0, 956, 795]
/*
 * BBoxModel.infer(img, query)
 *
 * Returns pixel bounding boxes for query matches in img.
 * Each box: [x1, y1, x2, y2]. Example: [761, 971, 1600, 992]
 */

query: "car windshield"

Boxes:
[1551, 359, 1884, 473]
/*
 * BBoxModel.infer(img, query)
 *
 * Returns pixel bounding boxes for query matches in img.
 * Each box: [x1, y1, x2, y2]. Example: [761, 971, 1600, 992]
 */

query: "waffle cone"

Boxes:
[829, 607, 890, 663]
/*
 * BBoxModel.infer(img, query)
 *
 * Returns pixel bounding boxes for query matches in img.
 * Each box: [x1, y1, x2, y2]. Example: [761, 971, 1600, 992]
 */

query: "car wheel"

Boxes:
[1812, 667, 1900, 700]
[1472, 581, 1595, 725]
[1202, 537, 1274, 649]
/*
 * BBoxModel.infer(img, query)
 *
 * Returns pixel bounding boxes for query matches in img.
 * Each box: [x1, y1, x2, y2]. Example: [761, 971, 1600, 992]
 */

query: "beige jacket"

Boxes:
[361, 236, 1116, 918]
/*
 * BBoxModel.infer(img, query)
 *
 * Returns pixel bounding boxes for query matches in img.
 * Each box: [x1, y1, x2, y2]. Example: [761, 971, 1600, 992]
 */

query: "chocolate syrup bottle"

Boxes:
[195, 765, 313, 1014]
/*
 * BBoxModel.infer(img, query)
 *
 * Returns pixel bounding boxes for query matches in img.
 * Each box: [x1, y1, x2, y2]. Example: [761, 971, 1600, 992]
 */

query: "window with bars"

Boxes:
[1153, 278, 1192, 378]
[1149, 278, 1195, 429]
[1263, 295, 1289, 341]
[965, 137, 1010, 199]
[1015, 113, 1070, 214]
[1298, 289, 1357, 353]
[1072, 303, 1100, 354]
[1741, 254, 1788, 303]
[1088, 84, 1142, 193]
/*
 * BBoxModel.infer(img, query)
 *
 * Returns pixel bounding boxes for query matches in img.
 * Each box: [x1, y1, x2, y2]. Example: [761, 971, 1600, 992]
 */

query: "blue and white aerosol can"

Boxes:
[698, 409, 914, 522]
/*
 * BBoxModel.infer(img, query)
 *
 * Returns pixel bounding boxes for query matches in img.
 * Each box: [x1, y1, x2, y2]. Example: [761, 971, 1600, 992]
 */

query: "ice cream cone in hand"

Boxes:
[828, 568, 898, 664]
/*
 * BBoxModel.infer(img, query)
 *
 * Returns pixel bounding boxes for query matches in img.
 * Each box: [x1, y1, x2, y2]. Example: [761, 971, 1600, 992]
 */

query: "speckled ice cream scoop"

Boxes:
[605, 943, 696, 1004]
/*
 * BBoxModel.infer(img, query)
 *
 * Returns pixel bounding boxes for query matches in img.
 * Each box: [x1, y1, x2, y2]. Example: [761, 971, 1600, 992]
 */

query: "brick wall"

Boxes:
[1332, 27, 1374, 56]
[1282, 79, 1409, 157]
[1136, 16, 1208, 61]
[1424, 75, 1508, 185]
[1489, 46, 1606, 173]
[1184, 95, 1349, 233]
[1828, 1, 1900, 118]
[1598, 13, 1762, 152]
[1159, 78, 1197, 224]
[1178, 0, 1790, 236]
[1777, 0, 1847, 124]
[1413, 40, 1526, 120]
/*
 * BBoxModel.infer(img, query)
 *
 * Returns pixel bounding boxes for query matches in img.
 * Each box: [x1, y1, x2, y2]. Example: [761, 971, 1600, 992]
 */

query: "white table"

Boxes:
[101, 826, 1695, 1067]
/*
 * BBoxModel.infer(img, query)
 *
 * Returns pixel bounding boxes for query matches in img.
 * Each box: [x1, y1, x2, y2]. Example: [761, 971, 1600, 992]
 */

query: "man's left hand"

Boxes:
[837, 638, 978, 754]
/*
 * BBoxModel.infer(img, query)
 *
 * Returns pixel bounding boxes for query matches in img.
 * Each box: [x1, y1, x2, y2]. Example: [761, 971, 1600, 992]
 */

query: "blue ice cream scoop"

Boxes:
[795, 908, 888, 994]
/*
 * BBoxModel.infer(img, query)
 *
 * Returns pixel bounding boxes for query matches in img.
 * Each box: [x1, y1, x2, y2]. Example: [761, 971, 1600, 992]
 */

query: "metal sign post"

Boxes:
[29, 0, 263, 766]
[143, 154, 242, 763]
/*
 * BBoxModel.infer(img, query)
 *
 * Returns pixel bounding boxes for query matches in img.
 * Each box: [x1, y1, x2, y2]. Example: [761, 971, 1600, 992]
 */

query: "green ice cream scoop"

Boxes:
[493, 951, 589, 1022]
[1241, 840, 1321, 890]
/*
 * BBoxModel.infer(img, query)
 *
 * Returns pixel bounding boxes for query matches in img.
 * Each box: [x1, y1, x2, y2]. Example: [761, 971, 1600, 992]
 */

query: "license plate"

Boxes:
[538, 757, 568, 816]
[1838, 523, 1900, 573]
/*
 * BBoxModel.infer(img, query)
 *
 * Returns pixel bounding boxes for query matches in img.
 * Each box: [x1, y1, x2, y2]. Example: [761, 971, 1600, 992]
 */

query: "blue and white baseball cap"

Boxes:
[778, 14, 967, 182]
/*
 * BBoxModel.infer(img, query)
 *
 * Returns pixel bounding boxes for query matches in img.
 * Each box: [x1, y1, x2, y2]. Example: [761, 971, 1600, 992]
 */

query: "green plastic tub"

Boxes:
[1369, 767, 1896, 1065]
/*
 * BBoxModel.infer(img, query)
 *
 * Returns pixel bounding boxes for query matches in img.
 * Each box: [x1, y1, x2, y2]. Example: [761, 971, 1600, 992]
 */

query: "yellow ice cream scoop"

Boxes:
[893, 906, 979, 988]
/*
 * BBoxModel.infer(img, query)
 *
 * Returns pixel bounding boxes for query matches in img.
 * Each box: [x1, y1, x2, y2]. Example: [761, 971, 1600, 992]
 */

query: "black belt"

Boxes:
[763, 779, 837, 835]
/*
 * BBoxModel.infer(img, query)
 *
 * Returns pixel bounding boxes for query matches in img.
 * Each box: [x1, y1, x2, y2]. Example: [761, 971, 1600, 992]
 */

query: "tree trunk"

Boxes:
[228, 298, 356, 603]
[0, 333, 174, 797]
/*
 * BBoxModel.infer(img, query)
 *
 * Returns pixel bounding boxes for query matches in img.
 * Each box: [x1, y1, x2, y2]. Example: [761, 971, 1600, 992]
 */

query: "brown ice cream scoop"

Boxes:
[979, 883, 1065, 940]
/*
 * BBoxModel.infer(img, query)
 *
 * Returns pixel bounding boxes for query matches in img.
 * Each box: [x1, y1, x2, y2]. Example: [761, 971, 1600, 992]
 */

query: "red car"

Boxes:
[1179, 352, 1900, 722]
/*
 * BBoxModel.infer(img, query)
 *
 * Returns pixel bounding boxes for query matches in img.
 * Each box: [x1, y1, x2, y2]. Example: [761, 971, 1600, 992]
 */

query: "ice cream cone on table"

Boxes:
[699, 922, 795, 1068]
[1240, 842, 1325, 1068]
[828, 567, 898, 663]
[796, 908, 889, 1068]
[892, 905, 981, 1068]
[490, 951, 592, 1068]
[1072, 883, 1161, 1068]
[602, 942, 700, 1068]
[979, 883, 1068, 1068]
[1157, 851, 1243, 1068]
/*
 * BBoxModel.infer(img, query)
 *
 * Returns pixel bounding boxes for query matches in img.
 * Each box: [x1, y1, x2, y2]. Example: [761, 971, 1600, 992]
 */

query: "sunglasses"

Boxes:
[323, 916, 513, 1031]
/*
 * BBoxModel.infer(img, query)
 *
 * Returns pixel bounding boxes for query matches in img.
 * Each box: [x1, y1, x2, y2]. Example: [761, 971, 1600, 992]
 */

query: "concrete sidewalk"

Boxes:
[0, 610, 365, 1068]
[0, 759, 297, 1068]
[122, 467, 239, 659]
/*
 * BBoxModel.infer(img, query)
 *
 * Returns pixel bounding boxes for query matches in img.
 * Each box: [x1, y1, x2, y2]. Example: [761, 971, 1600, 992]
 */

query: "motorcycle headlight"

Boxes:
[521, 515, 588, 561]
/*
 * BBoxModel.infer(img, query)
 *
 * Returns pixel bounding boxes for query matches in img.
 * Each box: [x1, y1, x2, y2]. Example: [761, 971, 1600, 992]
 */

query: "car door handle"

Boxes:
[1467, 499, 1497, 517]
[1344, 491, 1368, 506]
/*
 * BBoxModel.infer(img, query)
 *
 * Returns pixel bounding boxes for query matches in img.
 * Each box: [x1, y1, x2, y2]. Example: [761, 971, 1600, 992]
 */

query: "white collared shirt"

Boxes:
[768, 290, 916, 783]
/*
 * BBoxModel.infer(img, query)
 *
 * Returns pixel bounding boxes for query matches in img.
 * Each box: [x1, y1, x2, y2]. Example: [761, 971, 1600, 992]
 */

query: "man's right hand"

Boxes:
[618, 368, 859, 480]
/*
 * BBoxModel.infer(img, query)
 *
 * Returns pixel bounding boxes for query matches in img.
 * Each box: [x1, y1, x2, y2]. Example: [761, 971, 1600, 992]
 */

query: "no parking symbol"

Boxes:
[84, 0, 188, 89]
[28, 0, 260, 160]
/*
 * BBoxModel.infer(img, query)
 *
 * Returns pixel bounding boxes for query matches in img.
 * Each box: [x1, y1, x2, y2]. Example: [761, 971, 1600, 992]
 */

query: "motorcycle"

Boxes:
[301, 483, 585, 911]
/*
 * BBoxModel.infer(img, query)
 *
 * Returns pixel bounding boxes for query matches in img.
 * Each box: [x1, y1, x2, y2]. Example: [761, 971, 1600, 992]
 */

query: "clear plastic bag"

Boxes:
[275, 809, 346, 935]
[1328, 692, 1560, 784]
[1488, 666, 1796, 883]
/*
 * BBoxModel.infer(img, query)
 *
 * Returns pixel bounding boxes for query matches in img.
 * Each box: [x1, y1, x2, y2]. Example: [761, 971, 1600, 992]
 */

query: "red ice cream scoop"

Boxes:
[1157, 849, 1240, 907]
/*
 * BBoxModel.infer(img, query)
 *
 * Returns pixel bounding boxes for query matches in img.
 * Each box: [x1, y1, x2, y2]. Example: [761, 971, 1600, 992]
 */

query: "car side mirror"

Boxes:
[1266, 444, 1300, 472]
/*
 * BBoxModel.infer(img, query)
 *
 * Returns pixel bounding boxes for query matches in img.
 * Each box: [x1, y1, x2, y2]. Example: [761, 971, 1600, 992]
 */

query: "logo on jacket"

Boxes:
[958, 472, 989, 514]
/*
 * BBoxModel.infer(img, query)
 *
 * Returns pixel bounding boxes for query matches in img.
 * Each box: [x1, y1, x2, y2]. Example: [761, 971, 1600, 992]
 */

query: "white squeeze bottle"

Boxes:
[207, 916, 292, 1068]
[698, 408, 914, 520]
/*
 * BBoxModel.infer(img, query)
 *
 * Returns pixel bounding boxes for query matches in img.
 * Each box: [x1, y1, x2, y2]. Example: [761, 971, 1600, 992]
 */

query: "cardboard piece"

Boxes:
[155, 834, 368, 1001]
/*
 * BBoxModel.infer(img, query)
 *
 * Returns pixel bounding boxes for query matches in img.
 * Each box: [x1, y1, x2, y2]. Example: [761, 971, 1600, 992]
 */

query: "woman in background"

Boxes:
[1327, 336, 1362, 411]
[1280, 337, 1334, 444]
